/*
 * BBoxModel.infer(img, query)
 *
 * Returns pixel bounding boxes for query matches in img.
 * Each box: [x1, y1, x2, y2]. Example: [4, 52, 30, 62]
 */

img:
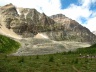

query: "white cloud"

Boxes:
[0, 0, 96, 31]
[61, 4, 92, 21]
[83, 17, 96, 31]
[0, 0, 61, 15]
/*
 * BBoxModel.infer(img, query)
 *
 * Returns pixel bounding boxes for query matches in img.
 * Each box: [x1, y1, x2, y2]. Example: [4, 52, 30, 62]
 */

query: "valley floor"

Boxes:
[0, 51, 96, 72]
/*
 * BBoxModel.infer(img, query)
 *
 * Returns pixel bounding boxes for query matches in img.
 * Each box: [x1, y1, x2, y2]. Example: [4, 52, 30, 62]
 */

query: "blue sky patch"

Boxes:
[80, 17, 87, 24]
[90, 4, 96, 11]
[60, 0, 80, 9]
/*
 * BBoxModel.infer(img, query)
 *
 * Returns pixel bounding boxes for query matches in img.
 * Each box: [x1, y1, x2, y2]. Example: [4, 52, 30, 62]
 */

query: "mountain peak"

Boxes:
[1, 3, 15, 9]
[0, 3, 18, 17]
[50, 14, 70, 24]
[50, 14, 66, 19]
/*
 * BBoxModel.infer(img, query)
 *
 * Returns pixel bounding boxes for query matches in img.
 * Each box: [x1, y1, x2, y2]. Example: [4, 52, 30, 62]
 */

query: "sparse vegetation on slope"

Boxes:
[67, 44, 96, 54]
[0, 35, 20, 53]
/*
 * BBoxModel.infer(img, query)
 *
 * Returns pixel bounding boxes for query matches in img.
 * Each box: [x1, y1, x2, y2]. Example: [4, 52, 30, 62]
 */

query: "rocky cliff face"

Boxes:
[0, 4, 96, 44]
[50, 14, 96, 44]
[51, 14, 96, 42]
[0, 4, 55, 37]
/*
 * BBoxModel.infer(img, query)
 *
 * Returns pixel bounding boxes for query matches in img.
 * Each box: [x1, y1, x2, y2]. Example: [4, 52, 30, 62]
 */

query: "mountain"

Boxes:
[92, 31, 96, 35]
[0, 3, 55, 37]
[1, 4, 96, 55]
[0, 4, 96, 45]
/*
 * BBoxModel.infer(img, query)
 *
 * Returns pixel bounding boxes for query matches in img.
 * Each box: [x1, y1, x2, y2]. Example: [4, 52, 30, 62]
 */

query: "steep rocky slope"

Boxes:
[0, 4, 95, 44]
[50, 14, 96, 44]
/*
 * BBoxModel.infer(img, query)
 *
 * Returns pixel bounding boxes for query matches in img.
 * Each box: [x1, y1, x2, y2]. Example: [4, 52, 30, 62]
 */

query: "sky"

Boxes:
[0, 0, 96, 32]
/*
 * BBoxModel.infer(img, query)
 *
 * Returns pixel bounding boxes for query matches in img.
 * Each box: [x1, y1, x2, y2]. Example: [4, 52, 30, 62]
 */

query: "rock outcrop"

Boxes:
[0, 4, 96, 44]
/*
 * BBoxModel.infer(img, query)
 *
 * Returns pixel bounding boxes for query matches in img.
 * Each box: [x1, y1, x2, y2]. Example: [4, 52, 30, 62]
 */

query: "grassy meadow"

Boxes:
[0, 43, 96, 72]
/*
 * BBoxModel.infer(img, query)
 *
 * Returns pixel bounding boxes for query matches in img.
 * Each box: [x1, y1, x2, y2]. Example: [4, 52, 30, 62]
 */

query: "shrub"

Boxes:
[49, 56, 54, 62]
[36, 55, 39, 59]
[72, 58, 79, 64]
[74, 58, 79, 64]
[18, 57, 24, 63]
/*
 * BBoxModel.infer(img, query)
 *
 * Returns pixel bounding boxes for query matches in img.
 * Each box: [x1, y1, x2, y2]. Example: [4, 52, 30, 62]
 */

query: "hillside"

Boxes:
[0, 34, 20, 53]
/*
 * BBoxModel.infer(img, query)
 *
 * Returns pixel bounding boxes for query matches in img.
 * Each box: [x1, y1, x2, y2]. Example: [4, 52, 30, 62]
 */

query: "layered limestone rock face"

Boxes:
[0, 4, 96, 44]
[50, 14, 96, 44]
[0, 4, 55, 37]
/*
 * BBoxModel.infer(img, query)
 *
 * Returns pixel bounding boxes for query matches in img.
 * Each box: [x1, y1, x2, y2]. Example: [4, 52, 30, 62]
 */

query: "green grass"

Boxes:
[0, 53, 96, 72]
[0, 44, 96, 72]
[0, 35, 20, 53]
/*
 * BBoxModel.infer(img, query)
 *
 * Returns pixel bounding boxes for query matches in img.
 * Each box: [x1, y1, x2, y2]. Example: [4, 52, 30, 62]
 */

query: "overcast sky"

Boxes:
[0, 0, 96, 31]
